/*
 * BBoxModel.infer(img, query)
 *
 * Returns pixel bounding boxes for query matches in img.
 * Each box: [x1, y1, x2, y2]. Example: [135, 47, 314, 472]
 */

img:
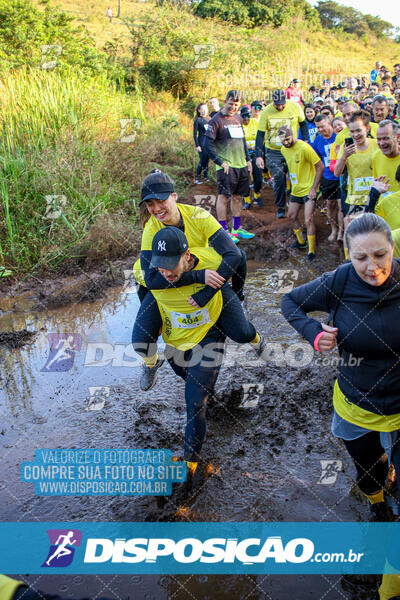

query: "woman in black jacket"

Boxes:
[193, 102, 211, 184]
[281, 213, 400, 523]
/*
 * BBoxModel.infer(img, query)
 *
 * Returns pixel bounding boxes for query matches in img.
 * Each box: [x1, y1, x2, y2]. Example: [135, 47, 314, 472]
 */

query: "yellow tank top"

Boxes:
[136, 247, 223, 350]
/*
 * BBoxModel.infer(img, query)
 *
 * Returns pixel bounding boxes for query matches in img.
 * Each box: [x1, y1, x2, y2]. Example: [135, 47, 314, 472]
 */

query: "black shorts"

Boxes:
[290, 195, 311, 205]
[320, 177, 340, 201]
[217, 166, 250, 198]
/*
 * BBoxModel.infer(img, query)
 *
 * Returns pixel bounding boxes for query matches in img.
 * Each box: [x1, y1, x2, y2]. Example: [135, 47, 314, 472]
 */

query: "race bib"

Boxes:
[354, 177, 373, 192]
[247, 140, 255, 150]
[228, 126, 244, 139]
[324, 157, 330, 168]
[170, 308, 211, 329]
[289, 173, 298, 185]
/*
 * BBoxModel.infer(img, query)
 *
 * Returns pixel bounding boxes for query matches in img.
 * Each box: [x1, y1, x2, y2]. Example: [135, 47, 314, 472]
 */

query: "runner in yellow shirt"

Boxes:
[334, 111, 378, 224]
[373, 120, 400, 192]
[132, 227, 266, 486]
[278, 125, 324, 261]
[329, 102, 378, 170]
[255, 89, 309, 219]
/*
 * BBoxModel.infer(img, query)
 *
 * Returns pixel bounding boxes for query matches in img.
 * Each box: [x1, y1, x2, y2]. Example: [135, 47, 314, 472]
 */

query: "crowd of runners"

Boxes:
[129, 63, 400, 600]
[193, 64, 400, 261]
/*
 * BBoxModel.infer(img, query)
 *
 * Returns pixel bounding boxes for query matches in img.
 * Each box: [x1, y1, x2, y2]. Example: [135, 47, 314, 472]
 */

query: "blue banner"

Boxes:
[0, 522, 399, 574]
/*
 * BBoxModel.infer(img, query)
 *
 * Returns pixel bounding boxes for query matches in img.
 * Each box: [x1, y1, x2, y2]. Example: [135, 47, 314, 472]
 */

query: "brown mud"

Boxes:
[0, 186, 383, 599]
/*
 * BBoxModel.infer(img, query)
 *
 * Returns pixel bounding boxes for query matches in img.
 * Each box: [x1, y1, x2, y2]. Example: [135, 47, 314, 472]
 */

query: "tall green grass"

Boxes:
[0, 69, 194, 273]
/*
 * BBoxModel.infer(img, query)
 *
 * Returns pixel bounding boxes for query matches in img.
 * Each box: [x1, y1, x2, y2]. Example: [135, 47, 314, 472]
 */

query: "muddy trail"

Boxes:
[0, 187, 383, 599]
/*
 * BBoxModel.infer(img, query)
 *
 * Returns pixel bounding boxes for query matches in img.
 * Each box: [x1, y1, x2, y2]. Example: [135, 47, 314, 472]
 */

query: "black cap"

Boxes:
[272, 89, 286, 105]
[251, 100, 262, 108]
[150, 227, 189, 270]
[240, 106, 251, 118]
[140, 170, 175, 205]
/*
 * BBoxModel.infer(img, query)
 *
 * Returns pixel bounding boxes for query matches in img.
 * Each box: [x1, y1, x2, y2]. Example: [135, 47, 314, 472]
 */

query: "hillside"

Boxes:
[32, 0, 400, 101]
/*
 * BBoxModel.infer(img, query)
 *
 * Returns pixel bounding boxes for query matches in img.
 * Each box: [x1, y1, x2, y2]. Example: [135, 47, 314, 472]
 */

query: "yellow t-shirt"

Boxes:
[151, 246, 223, 350]
[242, 117, 259, 152]
[0, 575, 23, 600]
[257, 101, 305, 151]
[372, 151, 400, 192]
[141, 204, 221, 252]
[375, 190, 400, 230]
[330, 123, 378, 162]
[333, 379, 400, 431]
[280, 140, 321, 197]
[393, 228, 400, 258]
[338, 139, 378, 205]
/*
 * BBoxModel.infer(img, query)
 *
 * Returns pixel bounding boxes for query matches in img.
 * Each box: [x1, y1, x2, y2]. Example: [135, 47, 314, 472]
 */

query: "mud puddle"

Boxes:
[0, 258, 380, 599]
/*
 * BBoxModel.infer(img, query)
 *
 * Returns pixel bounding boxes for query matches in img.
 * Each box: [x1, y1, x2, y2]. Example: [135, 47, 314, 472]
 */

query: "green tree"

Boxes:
[315, 0, 394, 39]
[194, 0, 320, 28]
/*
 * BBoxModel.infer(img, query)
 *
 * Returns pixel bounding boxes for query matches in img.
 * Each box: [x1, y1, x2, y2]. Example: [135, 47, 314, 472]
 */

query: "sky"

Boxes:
[307, 0, 400, 30]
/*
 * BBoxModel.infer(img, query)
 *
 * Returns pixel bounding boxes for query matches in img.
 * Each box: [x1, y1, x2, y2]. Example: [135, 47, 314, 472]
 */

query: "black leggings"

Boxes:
[343, 432, 388, 495]
[343, 430, 400, 506]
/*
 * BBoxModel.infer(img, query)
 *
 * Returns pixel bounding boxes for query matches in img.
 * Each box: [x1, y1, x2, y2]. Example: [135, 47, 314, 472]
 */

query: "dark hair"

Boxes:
[304, 103, 316, 121]
[396, 164, 400, 184]
[225, 89, 241, 102]
[196, 102, 207, 117]
[349, 110, 371, 127]
[315, 113, 330, 123]
[320, 105, 334, 116]
[344, 213, 393, 251]
[373, 95, 389, 106]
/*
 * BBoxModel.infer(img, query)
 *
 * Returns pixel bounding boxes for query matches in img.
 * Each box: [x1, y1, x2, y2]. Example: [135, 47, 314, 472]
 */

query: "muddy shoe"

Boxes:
[369, 501, 394, 521]
[252, 334, 268, 361]
[140, 357, 164, 391]
[290, 239, 307, 249]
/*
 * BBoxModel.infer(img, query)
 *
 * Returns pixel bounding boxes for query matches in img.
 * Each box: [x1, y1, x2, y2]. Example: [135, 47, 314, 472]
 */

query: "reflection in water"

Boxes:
[0, 287, 140, 416]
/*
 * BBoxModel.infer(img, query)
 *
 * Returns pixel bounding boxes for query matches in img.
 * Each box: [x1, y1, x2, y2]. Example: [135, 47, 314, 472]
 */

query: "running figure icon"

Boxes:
[46, 531, 77, 566]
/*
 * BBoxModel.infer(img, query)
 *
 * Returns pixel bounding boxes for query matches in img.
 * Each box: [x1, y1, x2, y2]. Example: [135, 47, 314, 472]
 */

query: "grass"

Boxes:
[0, 68, 195, 273]
[2, 0, 399, 275]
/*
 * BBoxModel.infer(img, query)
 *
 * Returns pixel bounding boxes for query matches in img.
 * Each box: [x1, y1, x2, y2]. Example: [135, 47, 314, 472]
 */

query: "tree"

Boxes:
[194, 0, 320, 28]
[315, 0, 394, 39]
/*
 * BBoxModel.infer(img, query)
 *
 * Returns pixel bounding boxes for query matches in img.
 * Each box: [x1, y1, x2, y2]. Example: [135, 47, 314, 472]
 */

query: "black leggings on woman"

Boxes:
[343, 431, 400, 503]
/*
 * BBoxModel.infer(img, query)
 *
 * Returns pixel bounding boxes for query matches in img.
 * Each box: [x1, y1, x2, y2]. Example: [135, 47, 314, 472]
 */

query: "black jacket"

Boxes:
[281, 260, 400, 415]
[193, 116, 210, 148]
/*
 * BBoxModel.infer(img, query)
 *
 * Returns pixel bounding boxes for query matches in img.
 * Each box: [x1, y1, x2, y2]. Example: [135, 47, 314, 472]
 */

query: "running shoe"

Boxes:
[307, 252, 316, 261]
[195, 178, 202, 185]
[232, 226, 255, 239]
[228, 231, 239, 244]
[290, 239, 307, 249]
[205, 178, 211, 183]
[252, 334, 268, 361]
[255, 198, 264, 207]
[243, 202, 252, 210]
[140, 356, 165, 391]
[276, 209, 285, 219]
